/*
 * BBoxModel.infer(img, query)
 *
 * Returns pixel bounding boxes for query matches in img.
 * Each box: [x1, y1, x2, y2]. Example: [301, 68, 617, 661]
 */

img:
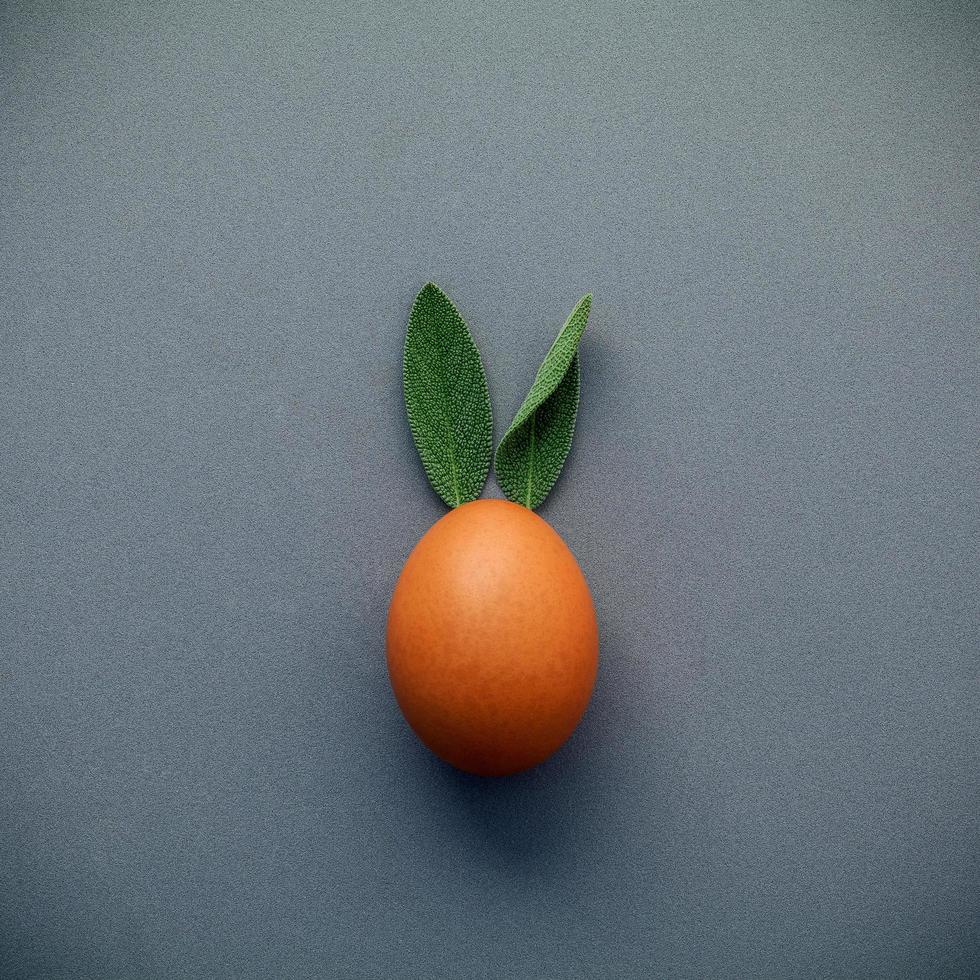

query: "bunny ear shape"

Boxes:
[403, 283, 493, 508]
[494, 294, 591, 510]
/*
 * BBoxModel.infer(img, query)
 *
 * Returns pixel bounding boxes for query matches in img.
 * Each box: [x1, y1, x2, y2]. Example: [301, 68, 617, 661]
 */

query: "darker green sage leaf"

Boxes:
[404, 282, 493, 508]
[494, 293, 591, 510]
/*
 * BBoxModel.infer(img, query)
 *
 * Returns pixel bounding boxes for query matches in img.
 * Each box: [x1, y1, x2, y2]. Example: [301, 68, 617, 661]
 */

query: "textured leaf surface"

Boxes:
[404, 282, 493, 507]
[494, 293, 591, 509]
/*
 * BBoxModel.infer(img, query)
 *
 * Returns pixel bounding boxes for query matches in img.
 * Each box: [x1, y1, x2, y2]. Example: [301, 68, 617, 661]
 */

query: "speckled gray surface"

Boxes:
[1, 2, 978, 978]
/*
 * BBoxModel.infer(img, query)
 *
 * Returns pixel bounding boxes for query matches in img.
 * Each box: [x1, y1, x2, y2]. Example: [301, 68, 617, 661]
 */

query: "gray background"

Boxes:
[1, 1, 977, 977]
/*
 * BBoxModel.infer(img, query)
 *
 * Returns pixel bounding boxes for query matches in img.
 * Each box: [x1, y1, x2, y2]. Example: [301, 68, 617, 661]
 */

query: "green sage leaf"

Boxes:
[494, 293, 592, 510]
[403, 282, 493, 507]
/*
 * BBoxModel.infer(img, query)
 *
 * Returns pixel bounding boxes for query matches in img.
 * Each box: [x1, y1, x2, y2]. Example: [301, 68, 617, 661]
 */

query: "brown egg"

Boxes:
[386, 499, 598, 776]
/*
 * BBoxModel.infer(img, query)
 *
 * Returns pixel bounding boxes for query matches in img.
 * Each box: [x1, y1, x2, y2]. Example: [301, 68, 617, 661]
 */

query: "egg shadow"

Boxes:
[383, 633, 628, 878]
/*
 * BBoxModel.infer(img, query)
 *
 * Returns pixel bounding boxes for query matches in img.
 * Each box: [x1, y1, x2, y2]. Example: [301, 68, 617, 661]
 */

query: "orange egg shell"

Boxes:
[386, 499, 598, 776]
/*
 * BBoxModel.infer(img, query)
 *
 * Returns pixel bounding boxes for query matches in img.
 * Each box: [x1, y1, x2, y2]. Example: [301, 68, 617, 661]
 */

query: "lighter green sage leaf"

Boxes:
[494, 293, 591, 510]
[404, 282, 493, 508]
